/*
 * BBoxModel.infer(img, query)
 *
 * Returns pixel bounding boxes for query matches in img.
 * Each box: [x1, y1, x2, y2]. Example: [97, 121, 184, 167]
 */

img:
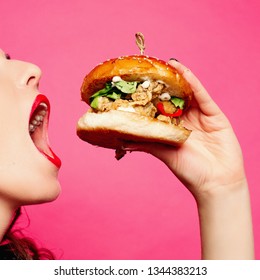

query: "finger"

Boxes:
[168, 59, 222, 117]
[122, 141, 178, 165]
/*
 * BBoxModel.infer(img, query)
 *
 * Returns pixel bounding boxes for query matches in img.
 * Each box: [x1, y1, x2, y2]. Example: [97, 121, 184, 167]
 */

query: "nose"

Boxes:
[19, 62, 42, 88]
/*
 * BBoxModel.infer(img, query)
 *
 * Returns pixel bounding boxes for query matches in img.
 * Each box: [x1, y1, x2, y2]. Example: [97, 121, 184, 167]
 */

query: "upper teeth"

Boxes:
[29, 102, 48, 133]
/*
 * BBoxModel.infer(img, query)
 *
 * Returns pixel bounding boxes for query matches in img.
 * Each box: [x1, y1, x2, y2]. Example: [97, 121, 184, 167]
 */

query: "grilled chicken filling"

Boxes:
[89, 77, 185, 126]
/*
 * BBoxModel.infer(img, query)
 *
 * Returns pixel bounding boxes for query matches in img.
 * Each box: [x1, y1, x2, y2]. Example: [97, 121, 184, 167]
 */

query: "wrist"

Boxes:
[193, 177, 249, 207]
[194, 178, 254, 259]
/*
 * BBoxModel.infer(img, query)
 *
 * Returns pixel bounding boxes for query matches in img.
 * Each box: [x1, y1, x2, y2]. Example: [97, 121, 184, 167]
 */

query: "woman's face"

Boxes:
[0, 49, 61, 207]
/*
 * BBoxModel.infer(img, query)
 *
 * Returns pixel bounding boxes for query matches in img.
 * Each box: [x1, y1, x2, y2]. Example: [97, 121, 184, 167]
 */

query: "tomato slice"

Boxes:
[156, 102, 183, 117]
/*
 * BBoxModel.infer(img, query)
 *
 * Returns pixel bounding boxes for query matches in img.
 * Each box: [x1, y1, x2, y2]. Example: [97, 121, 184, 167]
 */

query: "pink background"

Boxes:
[1, 0, 260, 259]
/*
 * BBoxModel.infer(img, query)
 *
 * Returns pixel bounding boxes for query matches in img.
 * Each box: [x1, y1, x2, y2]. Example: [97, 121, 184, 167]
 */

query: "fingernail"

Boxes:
[169, 58, 179, 62]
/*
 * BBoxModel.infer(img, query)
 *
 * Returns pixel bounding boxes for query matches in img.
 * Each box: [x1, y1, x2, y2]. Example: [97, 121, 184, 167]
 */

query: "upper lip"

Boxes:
[29, 94, 61, 168]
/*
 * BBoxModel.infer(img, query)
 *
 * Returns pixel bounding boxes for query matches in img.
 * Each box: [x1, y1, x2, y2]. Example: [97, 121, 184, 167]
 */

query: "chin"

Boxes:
[28, 172, 61, 204]
[23, 179, 61, 206]
[6, 162, 61, 206]
[38, 181, 61, 203]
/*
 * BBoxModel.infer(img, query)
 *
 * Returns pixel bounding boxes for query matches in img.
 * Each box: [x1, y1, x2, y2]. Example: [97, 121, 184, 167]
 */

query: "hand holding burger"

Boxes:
[123, 59, 254, 260]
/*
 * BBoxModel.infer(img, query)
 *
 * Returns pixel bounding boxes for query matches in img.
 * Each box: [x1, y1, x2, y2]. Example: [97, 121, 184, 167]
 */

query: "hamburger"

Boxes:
[77, 55, 193, 159]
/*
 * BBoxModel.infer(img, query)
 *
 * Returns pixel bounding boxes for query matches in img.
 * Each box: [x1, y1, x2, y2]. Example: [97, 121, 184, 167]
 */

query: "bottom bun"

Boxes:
[77, 110, 191, 152]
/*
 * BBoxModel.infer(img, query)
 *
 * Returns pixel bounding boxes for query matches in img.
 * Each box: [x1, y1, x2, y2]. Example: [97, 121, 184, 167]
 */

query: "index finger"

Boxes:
[169, 59, 222, 117]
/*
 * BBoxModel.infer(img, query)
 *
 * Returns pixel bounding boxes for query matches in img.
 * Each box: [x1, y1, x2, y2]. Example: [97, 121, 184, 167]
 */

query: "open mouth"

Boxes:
[29, 94, 61, 168]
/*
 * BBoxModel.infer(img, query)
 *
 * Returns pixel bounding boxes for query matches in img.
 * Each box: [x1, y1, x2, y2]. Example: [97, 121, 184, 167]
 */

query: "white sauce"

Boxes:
[159, 92, 171, 101]
[117, 106, 136, 113]
[112, 76, 122, 83]
[141, 80, 150, 88]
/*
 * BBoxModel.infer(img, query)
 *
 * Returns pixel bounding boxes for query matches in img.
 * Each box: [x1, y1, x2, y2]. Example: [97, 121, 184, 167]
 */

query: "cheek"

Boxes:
[0, 89, 30, 144]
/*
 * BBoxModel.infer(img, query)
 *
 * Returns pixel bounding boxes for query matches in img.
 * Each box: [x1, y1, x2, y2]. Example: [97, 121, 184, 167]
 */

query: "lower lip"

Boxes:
[42, 148, 62, 169]
[31, 94, 62, 169]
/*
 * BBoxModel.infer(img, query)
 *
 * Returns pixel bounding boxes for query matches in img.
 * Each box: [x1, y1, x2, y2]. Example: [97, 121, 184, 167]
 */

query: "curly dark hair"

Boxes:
[1, 208, 55, 260]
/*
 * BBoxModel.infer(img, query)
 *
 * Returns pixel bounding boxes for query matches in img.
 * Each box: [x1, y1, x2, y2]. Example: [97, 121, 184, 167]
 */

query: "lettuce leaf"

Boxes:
[90, 82, 113, 100]
[113, 80, 137, 94]
[171, 97, 185, 109]
[89, 80, 138, 109]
